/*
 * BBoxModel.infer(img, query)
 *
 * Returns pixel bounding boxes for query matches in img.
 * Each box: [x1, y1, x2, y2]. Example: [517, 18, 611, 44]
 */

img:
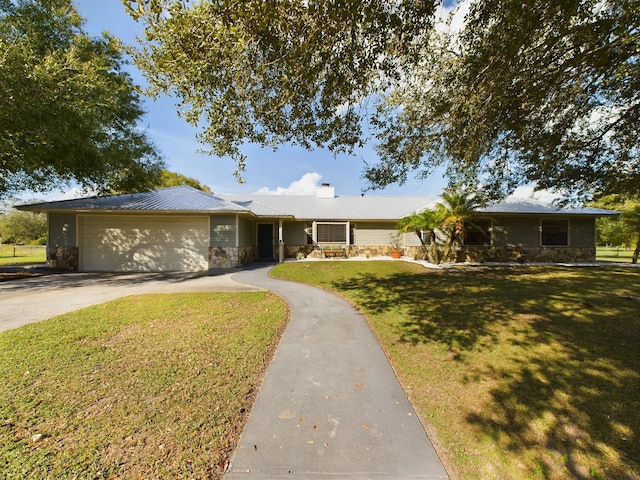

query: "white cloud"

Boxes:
[49, 187, 98, 201]
[253, 172, 323, 195]
[15, 186, 95, 204]
[508, 185, 560, 203]
[435, 0, 471, 35]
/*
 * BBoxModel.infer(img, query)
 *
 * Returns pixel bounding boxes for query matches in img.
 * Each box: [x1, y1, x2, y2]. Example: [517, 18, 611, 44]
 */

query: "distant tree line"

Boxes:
[593, 195, 640, 262]
[0, 207, 47, 245]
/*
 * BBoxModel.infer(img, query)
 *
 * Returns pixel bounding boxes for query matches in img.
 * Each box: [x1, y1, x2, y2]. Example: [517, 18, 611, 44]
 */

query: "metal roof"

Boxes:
[477, 198, 619, 216]
[219, 194, 433, 221]
[18, 186, 250, 213]
[17, 186, 619, 219]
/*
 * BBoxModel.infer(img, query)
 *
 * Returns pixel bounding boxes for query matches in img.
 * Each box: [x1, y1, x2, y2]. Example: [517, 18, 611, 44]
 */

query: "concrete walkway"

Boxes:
[226, 264, 449, 480]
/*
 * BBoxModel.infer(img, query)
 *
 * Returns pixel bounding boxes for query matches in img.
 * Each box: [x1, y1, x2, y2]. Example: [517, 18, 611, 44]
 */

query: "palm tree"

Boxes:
[398, 208, 446, 263]
[436, 191, 484, 262]
[398, 190, 486, 264]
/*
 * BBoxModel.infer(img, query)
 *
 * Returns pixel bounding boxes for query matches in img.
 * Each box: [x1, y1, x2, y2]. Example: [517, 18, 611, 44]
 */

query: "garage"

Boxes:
[80, 215, 209, 272]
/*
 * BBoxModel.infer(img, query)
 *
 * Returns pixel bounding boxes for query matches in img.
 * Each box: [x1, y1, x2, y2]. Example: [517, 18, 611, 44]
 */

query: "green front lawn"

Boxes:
[0, 292, 288, 479]
[0, 244, 46, 266]
[271, 261, 640, 480]
[2, 261, 637, 479]
[596, 246, 636, 263]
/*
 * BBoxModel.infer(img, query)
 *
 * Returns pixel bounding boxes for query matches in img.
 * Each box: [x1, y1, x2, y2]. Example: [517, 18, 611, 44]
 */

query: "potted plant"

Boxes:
[389, 232, 403, 259]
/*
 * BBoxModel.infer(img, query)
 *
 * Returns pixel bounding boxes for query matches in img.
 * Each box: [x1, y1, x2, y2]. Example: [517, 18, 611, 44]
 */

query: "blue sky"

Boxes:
[70, 0, 449, 199]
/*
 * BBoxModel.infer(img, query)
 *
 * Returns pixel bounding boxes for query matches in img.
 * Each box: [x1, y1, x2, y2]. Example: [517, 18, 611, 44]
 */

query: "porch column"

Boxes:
[278, 219, 284, 262]
[235, 214, 239, 247]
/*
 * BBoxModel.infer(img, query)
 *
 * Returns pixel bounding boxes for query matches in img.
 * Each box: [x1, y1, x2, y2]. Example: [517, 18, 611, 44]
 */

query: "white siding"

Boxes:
[352, 223, 419, 247]
[80, 215, 209, 272]
[354, 222, 397, 246]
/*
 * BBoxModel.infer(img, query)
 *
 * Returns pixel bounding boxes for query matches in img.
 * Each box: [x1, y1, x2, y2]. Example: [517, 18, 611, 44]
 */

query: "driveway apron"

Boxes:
[226, 264, 449, 480]
[0, 271, 261, 333]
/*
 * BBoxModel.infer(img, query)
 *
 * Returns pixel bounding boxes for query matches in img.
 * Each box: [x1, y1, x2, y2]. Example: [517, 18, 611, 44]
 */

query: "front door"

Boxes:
[257, 223, 274, 259]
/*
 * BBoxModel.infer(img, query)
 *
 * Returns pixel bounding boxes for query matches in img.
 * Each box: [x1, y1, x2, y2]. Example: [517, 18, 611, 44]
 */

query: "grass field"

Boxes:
[596, 246, 636, 263]
[271, 261, 640, 480]
[0, 292, 288, 479]
[0, 244, 46, 266]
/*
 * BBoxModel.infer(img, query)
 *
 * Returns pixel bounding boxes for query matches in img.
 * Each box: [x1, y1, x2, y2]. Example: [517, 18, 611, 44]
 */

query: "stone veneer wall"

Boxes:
[458, 246, 596, 263]
[47, 246, 79, 270]
[209, 246, 256, 269]
[287, 245, 406, 259]
[286, 244, 596, 263]
[405, 245, 596, 263]
[347, 246, 403, 258]
[286, 245, 318, 258]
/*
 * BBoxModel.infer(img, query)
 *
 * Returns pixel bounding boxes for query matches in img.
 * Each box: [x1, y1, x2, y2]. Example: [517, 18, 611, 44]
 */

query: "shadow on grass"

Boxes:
[333, 267, 535, 351]
[331, 265, 640, 478]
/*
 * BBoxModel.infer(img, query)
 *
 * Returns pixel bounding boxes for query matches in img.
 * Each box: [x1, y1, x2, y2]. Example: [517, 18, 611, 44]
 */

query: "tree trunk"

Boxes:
[427, 231, 440, 264]
[442, 226, 459, 262]
[415, 229, 441, 264]
[633, 232, 640, 264]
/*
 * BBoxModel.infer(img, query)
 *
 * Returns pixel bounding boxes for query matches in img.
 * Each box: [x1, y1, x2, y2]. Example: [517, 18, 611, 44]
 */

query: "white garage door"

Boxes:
[81, 215, 209, 272]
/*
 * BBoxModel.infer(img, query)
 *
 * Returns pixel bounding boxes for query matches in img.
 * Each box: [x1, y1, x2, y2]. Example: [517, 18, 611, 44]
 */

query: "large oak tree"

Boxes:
[123, 0, 436, 182]
[370, 0, 640, 201]
[125, 0, 639, 201]
[0, 0, 164, 198]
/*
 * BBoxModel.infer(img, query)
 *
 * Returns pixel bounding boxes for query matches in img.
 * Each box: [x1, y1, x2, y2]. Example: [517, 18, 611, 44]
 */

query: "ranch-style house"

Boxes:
[18, 184, 618, 272]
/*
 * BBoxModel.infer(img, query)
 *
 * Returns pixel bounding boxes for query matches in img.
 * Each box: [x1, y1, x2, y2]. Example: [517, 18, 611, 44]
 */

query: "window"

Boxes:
[317, 222, 347, 243]
[541, 219, 568, 246]
[465, 219, 492, 246]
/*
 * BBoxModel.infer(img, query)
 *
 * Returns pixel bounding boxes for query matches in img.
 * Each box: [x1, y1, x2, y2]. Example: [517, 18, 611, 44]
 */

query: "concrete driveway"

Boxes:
[0, 270, 262, 333]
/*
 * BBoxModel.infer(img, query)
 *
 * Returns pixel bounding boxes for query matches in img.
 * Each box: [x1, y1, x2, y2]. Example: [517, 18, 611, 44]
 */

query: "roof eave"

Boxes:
[478, 210, 620, 217]
[17, 207, 250, 215]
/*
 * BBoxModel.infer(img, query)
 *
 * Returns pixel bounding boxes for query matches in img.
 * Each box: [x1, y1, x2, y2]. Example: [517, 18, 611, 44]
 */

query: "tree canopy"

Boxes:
[370, 0, 640, 201]
[155, 170, 211, 193]
[0, 0, 165, 198]
[0, 208, 47, 244]
[125, 0, 638, 201]
[123, 0, 436, 182]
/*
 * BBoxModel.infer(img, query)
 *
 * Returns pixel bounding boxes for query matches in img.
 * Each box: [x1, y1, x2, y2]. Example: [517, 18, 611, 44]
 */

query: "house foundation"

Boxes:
[284, 244, 597, 264]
